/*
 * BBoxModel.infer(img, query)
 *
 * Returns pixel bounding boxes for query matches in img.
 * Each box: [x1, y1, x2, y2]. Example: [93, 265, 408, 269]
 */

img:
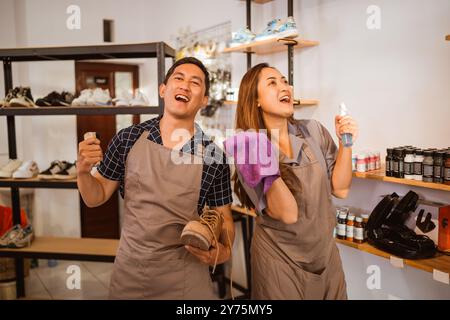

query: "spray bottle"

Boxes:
[339, 103, 353, 147]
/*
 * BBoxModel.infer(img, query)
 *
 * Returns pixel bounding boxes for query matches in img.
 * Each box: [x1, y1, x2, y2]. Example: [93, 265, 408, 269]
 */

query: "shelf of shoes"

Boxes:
[223, 37, 319, 55]
[336, 238, 450, 276]
[353, 167, 450, 192]
[0, 105, 160, 116]
[224, 99, 319, 106]
[0, 178, 77, 189]
[0, 236, 118, 262]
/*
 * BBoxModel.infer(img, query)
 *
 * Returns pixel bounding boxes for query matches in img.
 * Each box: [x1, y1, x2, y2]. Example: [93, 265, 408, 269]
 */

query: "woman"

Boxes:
[227, 63, 358, 300]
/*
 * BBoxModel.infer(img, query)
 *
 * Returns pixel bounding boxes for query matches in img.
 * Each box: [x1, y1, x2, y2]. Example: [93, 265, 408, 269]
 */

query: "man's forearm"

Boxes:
[77, 172, 107, 208]
[331, 142, 353, 198]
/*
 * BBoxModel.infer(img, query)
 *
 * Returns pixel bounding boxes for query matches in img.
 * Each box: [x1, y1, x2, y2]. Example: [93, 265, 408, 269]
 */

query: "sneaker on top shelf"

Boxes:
[0, 159, 23, 178]
[229, 27, 256, 47]
[180, 207, 224, 251]
[54, 162, 77, 180]
[0, 87, 20, 108]
[254, 18, 280, 42]
[112, 90, 133, 107]
[130, 90, 149, 106]
[86, 88, 112, 106]
[12, 160, 39, 179]
[274, 16, 298, 39]
[38, 160, 65, 180]
[36, 91, 75, 107]
[71, 89, 93, 106]
[8, 87, 36, 108]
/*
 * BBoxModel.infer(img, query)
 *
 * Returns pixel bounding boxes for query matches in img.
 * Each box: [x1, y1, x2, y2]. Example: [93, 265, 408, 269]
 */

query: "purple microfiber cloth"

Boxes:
[223, 131, 280, 194]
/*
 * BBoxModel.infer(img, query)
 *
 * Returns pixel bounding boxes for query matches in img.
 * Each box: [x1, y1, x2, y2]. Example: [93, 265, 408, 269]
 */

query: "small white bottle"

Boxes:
[339, 103, 353, 147]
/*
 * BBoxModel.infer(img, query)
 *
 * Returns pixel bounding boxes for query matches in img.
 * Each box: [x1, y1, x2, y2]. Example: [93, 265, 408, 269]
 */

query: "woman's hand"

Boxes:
[335, 115, 359, 145]
[185, 239, 231, 266]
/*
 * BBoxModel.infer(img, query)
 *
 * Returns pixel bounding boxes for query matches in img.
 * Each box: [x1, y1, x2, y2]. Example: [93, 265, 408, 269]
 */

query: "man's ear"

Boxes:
[159, 83, 166, 98]
[201, 96, 209, 108]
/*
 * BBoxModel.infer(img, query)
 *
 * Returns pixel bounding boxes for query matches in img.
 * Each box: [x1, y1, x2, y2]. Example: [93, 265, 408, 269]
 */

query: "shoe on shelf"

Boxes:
[0, 225, 22, 248]
[0, 87, 20, 108]
[54, 161, 77, 180]
[71, 89, 93, 106]
[36, 91, 75, 107]
[0, 224, 34, 248]
[180, 208, 224, 251]
[112, 90, 133, 107]
[130, 90, 149, 106]
[37, 160, 65, 180]
[274, 16, 298, 39]
[229, 27, 256, 47]
[254, 18, 280, 42]
[255, 16, 298, 42]
[12, 160, 39, 179]
[0, 159, 23, 178]
[8, 87, 36, 108]
[86, 88, 112, 106]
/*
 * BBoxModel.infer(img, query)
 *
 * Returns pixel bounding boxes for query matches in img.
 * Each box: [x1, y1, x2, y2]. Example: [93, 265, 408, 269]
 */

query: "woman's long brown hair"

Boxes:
[233, 63, 301, 210]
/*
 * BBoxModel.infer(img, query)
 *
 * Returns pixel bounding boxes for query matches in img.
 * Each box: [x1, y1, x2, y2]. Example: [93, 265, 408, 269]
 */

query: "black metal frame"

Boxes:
[0, 42, 175, 298]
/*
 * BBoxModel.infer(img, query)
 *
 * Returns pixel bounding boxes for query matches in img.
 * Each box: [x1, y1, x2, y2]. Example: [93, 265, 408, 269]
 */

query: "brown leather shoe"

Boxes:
[180, 208, 223, 250]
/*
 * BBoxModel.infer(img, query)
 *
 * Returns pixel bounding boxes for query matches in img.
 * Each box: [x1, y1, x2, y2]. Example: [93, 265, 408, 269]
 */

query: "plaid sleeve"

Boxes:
[206, 161, 233, 208]
[97, 129, 125, 182]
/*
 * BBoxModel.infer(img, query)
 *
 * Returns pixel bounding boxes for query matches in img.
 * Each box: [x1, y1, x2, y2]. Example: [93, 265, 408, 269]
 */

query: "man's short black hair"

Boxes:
[164, 57, 210, 97]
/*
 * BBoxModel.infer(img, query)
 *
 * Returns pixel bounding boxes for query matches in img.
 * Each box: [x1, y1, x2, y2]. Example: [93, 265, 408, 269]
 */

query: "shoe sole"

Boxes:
[180, 230, 211, 251]
[38, 174, 56, 180]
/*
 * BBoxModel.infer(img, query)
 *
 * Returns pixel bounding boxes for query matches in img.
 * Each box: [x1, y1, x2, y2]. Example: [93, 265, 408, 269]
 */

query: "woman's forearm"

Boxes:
[331, 142, 353, 198]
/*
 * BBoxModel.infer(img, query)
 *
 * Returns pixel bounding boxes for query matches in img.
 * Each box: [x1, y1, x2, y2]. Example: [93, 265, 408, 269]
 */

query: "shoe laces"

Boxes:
[199, 208, 235, 300]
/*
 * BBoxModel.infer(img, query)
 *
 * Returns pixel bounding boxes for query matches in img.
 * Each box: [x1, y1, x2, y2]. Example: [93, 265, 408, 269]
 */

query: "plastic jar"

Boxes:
[368, 152, 376, 171]
[444, 150, 450, 186]
[346, 214, 355, 242]
[375, 151, 381, 170]
[393, 148, 404, 178]
[386, 148, 394, 176]
[433, 150, 445, 184]
[352, 153, 357, 172]
[354, 217, 364, 244]
[413, 149, 424, 181]
[404, 148, 415, 180]
[356, 153, 367, 173]
[337, 212, 347, 240]
[361, 214, 370, 241]
[423, 150, 434, 182]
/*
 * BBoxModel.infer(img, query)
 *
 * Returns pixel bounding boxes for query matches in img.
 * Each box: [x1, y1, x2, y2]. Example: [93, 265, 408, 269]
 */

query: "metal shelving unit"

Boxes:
[0, 42, 175, 298]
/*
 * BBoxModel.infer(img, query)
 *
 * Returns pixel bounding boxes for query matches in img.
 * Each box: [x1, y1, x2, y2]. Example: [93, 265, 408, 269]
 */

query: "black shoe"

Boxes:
[36, 91, 60, 106]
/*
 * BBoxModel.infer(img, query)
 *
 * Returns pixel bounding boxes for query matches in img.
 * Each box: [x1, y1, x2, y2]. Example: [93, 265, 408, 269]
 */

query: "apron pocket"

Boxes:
[142, 258, 185, 299]
[109, 251, 145, 299]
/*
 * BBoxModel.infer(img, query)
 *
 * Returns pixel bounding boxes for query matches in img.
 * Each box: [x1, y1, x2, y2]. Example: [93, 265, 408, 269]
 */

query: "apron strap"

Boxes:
[297, 121, 332, 195]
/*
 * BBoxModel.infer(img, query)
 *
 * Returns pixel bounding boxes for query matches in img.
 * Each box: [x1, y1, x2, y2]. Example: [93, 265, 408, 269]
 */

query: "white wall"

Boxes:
[0, 0, 449, 298]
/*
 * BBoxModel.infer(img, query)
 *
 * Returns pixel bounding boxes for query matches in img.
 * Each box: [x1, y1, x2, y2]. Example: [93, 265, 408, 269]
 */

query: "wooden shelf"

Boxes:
[0, 178, 77, 189]
[224, 99, 319, 106]
[0, 236, 119, 262]
[353, 169, 450, 192]
[223, 37, 319, 55]
[0, 42, 175, 62]
[336, 238, 450, 275]
[0, 105, 160, 116]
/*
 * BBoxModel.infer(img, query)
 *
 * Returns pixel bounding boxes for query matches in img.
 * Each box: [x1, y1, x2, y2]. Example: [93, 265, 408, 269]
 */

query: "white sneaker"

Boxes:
[71, 89, 93, 106]
[12, 161, 39, 179]
[130, 90, 149, 106]
[0, 159, 23, 178]
[113, 90, 133, 107]
[87, 88, 111, 106]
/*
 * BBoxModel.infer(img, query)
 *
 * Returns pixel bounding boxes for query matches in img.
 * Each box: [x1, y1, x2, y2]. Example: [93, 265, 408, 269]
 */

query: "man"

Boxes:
[77, 57, 234, 299]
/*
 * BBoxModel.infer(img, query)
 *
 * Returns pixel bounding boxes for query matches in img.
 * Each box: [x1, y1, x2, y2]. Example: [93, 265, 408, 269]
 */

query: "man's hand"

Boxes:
[185, 239, 231, 266]
[78, 136, 103, 175]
